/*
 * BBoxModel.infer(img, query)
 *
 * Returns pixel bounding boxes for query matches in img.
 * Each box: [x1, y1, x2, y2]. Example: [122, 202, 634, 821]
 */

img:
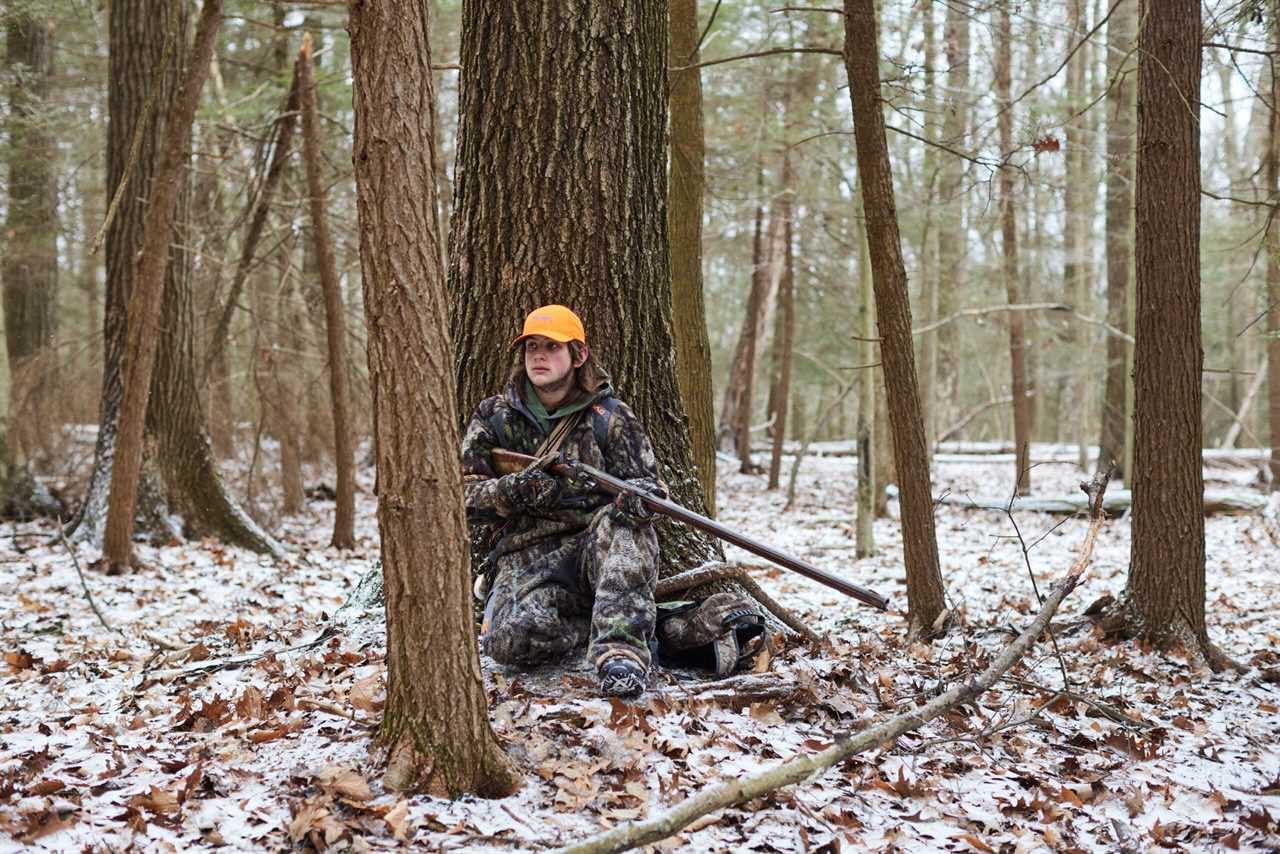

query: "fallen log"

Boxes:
[551, 473, 1112, 854]
[925, 486, 1264, 516]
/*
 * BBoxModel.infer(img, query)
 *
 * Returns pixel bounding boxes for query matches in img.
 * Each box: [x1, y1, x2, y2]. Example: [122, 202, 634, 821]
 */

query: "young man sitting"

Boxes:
[461, 305, 666, 698]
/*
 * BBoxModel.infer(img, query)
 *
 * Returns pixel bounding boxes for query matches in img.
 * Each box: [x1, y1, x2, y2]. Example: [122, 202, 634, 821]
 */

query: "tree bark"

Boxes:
[1098, 0, 1136, 478]
[843, 0, 946, 637]
[1268, 2, 1280, 488]
[3, 13, 58, 464]
[855, 190, 876, 558]
[1062, 0, 1090, 471]
[935, 0, 969, 413]
[668, 0, 717, 516]
[997, 0, 1033, 496]
[448, 0, 719, 572]
[767, 209, 796, 491]
[1113, 0, 1220, 665]
[350, 0, 519, 797]
[102, 0, 225, 570]
[299, 34, 356, 549]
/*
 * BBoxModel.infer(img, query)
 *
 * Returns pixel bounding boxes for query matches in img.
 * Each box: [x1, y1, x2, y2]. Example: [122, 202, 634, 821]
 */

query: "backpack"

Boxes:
[655, 592, 767, 677]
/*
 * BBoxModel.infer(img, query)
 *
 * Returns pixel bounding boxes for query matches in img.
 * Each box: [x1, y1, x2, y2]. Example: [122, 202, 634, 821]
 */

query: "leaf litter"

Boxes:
[0, 447, 1277, 851]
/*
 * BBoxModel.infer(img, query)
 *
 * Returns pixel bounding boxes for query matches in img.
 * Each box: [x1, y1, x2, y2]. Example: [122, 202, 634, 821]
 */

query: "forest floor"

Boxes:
[2, 445, 1279, 852]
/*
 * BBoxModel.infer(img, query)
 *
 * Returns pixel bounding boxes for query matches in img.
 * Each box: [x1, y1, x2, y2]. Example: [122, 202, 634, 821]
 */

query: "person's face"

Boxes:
[524, 335, 578, 391]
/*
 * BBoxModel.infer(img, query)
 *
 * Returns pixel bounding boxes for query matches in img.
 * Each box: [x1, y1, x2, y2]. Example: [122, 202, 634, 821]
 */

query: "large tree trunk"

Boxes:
[349, 0, 518, 797]
[3, 13, 58, 466]
[1109, 0, 1221, 665]
[997, 0, 1032, 496]
[448, 0, 719, 572]
[102, 0, 226, 570]
[935, 0, 969, 413]
[1098, 0, 1136, 478]
[668, 0, 717, 515]
[843, 0, 946, 637]
[299, 35, 356, 549]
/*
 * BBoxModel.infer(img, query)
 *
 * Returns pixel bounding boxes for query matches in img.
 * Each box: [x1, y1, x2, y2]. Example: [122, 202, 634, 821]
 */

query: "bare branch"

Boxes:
[670, 46, 843, 73]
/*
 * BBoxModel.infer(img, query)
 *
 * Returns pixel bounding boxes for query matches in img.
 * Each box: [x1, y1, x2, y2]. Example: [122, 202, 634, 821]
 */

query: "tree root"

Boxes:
[1089, 594, 1246, 674]
[657, 562, 821, 643]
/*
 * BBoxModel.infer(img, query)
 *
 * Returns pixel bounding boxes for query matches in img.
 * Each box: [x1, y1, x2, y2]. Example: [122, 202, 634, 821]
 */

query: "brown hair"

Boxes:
[509, 341, 612, 406]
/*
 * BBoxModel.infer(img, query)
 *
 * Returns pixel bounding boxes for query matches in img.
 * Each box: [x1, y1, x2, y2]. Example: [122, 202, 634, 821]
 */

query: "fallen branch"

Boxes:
[58, 518, 123, 638]
[931, 487, 1264, 516]
[552, 475, 1111, 854]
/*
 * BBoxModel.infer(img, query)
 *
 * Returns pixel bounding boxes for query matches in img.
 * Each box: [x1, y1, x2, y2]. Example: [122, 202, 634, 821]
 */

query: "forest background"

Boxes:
[3, 0, 1274, 523]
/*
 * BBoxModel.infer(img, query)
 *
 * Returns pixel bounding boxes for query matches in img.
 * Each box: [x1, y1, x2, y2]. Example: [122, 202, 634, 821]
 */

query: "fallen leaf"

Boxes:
[385, 799, 410, 840]
[5, 650, 34, 673]
[318, 766, 373, 802]
[348, 674, 383, 712]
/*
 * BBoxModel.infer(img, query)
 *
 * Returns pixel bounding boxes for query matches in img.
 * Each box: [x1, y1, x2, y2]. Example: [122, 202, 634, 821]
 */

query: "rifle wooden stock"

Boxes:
[487, 448, 890, 612]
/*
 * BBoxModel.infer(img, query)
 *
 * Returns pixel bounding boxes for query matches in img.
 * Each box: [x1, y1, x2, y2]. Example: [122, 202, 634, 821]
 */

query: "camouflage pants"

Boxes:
[483, 507, 659, 670]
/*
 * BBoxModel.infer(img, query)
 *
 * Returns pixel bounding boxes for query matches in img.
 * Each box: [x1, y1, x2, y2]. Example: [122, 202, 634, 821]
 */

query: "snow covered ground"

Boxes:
[2, 446, 1278, 851]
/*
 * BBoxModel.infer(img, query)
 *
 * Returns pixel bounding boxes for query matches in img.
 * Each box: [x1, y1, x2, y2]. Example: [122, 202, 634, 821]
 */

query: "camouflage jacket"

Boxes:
[462, 381, 666, 565]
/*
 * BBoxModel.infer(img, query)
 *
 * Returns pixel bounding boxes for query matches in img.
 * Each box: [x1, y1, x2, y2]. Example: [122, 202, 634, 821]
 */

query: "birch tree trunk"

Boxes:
[350, 0, 519, 796]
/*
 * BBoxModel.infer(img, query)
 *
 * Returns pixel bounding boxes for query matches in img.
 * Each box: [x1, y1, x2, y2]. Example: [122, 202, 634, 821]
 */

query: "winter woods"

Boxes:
[2, 0, 1279, 851]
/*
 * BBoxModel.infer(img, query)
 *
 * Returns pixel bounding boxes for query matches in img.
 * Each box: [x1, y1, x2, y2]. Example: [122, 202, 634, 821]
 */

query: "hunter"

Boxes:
[461, 305, 666, 698]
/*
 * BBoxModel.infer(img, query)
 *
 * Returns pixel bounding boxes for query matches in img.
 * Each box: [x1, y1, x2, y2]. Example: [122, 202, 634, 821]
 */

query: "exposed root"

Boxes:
[1092, 594, 1246, 674]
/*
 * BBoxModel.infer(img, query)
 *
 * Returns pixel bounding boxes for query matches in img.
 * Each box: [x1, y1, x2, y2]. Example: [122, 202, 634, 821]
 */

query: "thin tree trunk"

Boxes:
[1099, 0, 1136, 477]
[668, 0, 717, 515]
[1268, 4, 1280, 487]
[203, 75, 301, 383]
[726, 181, 768, 468]
[448, 0, 719, 572]
[3, 13, 58, 466]
[1110, 0, 1221, 666]
[1063, 0, 1089, 471]
[998, 0, 1032, 496]
[843, 0, 946, 637]
[935, 0, 969, 412]
[918, 0, 939, 453]
[855, 191, 876, 558]
[299, 34, 356, 548]
[350, 0, 519, 796]
[103, 0, 224, 570]
[767, 211, 796, 491]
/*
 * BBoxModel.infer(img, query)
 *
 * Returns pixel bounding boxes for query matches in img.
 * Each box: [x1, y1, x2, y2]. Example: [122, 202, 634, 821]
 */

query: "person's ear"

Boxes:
[572, 344, 589, 368]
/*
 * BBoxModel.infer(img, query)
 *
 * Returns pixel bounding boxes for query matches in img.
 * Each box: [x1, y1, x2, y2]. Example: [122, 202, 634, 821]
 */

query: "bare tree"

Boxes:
[299, 34, 356, 549]
[1098, 0, 1136, 478]
[102, 0, 225, 570]
[842, 0, 946, 636]
[350, 0, 519, 796]
[669, 0, 717, 514]
[1103, 0, 1227, 668]
[997, 0, 1032, 495]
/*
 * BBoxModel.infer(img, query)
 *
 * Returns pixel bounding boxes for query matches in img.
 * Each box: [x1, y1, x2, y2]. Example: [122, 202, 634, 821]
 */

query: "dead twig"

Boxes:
[57, 518, 124, 638]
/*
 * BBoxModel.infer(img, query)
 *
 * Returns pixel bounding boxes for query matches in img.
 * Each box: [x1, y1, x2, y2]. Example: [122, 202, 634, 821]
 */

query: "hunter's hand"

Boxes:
[499, 466, 562, 512]
[612, 478, 664, 526]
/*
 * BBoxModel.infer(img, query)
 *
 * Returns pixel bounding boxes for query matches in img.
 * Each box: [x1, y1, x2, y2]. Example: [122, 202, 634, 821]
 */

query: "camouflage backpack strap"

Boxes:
[590, 395, 622, 455]
[533, 409, 585, 461]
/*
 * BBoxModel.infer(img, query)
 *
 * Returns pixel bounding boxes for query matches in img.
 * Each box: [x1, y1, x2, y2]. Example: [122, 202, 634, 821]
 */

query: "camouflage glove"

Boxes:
[498, 466, 562, 513]
[612, 478, 664, 526]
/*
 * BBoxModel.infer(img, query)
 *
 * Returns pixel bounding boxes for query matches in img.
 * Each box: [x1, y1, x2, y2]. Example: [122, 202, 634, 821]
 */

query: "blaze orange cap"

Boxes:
[510, 304, 587, 349]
